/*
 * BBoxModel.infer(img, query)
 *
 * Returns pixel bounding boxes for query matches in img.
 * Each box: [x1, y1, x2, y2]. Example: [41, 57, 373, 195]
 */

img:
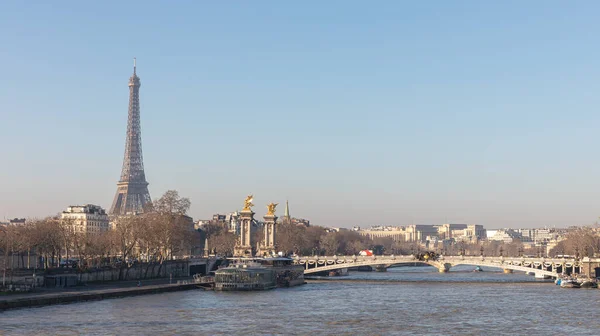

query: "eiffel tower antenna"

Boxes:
[109, 59, 151, 215]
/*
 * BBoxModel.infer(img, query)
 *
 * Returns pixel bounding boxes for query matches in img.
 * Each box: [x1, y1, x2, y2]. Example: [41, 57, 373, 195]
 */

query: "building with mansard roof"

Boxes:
[61, 204, 110, 234]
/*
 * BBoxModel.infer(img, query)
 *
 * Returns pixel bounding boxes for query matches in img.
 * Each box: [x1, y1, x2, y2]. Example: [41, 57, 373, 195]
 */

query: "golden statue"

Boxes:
[266, 202, 278, 216]
[243, 195, 254, 211]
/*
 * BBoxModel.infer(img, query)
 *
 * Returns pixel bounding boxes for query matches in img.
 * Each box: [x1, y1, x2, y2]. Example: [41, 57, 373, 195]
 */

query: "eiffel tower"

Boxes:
[110, 58, 152, 215]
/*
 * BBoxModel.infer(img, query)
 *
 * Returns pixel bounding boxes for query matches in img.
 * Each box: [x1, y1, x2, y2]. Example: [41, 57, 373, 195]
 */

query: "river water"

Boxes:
[1, 265, 599, 335]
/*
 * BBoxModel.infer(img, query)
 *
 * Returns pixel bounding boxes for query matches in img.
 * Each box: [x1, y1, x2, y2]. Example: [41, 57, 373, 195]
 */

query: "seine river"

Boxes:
[2, 266, 599, 335]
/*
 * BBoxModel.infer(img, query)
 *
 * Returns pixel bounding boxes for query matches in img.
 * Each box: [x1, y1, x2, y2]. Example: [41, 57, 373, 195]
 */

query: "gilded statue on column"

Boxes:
[266, 202, 278, 216]
[243, 195, 254, 211]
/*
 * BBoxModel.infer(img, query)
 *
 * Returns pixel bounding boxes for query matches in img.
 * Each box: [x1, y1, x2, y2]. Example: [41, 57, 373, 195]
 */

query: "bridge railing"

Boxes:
[295, 255, 585, 273]
[295, 255, 583, 262]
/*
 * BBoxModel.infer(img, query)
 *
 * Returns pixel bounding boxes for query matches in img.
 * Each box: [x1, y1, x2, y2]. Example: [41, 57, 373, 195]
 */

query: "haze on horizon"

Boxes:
[1, 1, 600, 229]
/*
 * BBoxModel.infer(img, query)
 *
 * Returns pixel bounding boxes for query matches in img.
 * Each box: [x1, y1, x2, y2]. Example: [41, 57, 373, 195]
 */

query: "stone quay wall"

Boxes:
[53, 261, 190, 285]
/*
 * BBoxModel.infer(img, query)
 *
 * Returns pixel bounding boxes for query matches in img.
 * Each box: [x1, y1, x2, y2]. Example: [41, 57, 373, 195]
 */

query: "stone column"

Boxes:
[258, 214, 277, 257]
[233, 209, 255, 257]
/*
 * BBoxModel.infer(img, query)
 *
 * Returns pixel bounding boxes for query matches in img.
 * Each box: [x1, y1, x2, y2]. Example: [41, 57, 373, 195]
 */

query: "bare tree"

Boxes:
[550, 227, 600, 257]
[277, 222, 307, 255]
[111, 215, 143, 280]
[30, 218, 63, 269]
[319, 233, 340, 256]
[208, 232, 237, 256]
[153, 190, 191, 215]
[0, 226, 12, 287]
[134, 190, 194, 278]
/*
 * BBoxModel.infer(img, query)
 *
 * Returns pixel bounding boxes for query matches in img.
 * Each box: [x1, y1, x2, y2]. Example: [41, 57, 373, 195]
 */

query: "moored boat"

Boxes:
[214, 257, 304, 291]
[560, 279, 581, 288]
[214, 262, 277, 291]
[578, 278, 597, 289]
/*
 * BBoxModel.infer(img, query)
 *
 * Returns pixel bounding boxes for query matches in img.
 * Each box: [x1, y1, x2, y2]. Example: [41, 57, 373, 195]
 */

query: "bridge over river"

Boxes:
[294, 255, 598, 279]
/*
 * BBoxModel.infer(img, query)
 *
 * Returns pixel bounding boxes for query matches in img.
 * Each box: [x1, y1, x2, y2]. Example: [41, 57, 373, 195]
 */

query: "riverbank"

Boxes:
[0, 278, 198, 311]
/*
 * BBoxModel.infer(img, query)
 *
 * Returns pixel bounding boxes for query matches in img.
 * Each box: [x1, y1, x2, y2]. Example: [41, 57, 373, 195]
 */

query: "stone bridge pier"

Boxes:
[426, 261, 451, 273]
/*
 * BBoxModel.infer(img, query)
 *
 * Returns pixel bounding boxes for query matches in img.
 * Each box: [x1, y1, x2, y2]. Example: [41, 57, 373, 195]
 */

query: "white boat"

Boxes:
[560, 278, 580, 288]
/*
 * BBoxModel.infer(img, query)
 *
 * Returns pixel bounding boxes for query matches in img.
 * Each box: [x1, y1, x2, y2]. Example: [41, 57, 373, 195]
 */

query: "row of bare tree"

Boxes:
[549, 226, 600, 257]
[200, 220, 600, 258]
[201, 221, 413, 257]
[0, 190, 202, 280]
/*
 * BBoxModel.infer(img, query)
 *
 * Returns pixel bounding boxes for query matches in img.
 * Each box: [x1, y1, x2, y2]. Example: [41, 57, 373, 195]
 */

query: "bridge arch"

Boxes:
[295, 255, 578, 278]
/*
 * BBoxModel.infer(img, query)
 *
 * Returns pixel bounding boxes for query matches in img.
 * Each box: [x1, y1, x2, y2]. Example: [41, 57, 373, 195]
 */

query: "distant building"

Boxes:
[180, 215, 195, 231]
[436, 224, 468, 240]
[488, 229, 521, 243]
[290, 218, 310, 227]
[61, 204, 109, 234]
[358, 223, 486, 243]
[359, 226, 406, 241]
[194, 220, 211, 230]
[531, 228, 558, 244]
[485, 230, 497, 239]
[468, 224, 487, 241]
[324, 227, 348, 233]
[405, 225, 439, 242]
[0, 218, 26, 226]
[213, 214, 227, 222]
[9, 218, 26, 226]
[197, 212, 243, 234]
[226, 212, 241, 234]
[280, 200, 310, 227]
[440, 224, 486, 242]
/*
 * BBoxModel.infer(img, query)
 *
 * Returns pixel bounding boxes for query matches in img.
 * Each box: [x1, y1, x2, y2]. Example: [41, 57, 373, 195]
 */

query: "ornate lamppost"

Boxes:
[585, 245, 591, 277]
[574, 246, 580, 275]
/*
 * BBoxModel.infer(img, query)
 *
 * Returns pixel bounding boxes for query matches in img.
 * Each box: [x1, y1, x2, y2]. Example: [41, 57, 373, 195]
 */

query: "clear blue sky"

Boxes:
[1, 1, 600, 228]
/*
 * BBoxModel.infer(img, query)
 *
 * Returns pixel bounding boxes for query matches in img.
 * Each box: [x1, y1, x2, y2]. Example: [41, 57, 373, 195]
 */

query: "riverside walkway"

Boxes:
[0, 277, 197, 311]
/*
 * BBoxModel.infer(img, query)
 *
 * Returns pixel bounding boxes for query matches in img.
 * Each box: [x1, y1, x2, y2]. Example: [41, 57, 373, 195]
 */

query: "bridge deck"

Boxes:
[295, 255, 584, 277]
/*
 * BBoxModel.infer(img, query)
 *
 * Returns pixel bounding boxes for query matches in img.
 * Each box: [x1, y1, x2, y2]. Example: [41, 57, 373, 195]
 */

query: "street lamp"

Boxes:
[586, 245, 591, 277]
[1, 227, 7, 288]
